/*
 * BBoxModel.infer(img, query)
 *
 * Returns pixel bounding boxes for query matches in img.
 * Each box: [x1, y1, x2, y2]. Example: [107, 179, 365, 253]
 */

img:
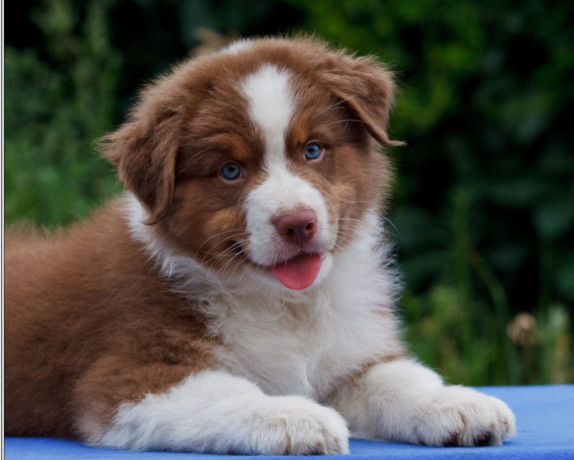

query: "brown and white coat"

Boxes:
[5, 37, 515, 454]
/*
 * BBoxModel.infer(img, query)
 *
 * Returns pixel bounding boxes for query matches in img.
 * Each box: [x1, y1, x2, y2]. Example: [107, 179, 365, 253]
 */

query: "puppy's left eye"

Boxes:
[304, 142, 324, 161]
[220, 162, 243, 181]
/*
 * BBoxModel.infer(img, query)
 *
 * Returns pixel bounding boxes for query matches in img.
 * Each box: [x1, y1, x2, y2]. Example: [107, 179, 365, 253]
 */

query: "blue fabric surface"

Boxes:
[5, 386, 574, 459]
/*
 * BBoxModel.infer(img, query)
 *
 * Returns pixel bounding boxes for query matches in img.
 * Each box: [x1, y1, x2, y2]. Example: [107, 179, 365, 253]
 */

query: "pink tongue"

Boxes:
[271, 254, 323, 290]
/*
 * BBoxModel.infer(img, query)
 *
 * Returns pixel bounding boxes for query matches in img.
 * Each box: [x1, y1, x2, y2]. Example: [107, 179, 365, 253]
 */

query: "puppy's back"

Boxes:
[5, 224, 86, 436]
[5, 203, 157, 436]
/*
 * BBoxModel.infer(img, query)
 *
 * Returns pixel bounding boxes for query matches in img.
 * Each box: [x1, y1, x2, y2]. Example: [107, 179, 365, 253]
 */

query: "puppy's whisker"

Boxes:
[200, 236, 250, 281]
[323, 119, 368, 128]
[193, 228, 246, 258]
[333, 200, 373, 210]
[220, 250, 249, 278]
[381, 216, 399, 235]
[334, 211, 398, 235]
[199, 243, 241, 271]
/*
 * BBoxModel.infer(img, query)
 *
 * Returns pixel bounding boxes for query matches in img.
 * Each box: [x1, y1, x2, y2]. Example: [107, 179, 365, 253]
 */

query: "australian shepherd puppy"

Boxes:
[5, 37, 515, 454]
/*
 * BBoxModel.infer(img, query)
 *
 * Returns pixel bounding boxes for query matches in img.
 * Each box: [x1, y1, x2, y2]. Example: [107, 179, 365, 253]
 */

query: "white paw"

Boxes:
[250, 396, 350, 455]
[415, 386, 516, 446]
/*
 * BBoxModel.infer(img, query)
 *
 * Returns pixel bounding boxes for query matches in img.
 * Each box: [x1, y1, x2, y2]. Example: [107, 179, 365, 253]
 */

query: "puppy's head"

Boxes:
[103, 37, 401, 291]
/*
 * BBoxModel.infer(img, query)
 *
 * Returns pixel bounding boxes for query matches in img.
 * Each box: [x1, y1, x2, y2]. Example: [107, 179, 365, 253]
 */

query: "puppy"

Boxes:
[5, 37, 515, 454]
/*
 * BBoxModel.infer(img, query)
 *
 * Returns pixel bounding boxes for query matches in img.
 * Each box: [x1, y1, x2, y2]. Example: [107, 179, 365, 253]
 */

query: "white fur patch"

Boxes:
[241, 64, 294, 166]
[221, 39, 254, 55]
[97, 370, 349, 454]
[331, 358, 516, 446]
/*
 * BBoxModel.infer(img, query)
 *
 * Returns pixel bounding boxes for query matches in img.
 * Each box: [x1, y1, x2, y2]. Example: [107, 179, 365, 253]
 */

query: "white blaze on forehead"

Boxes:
[221, 39, 254, 54]
[241, 64, 295, 166]
[241, 64, 336, 277]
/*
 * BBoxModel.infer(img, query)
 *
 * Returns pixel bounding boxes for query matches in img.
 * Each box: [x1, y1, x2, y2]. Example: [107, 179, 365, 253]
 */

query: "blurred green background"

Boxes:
[5, 0, 573, 385]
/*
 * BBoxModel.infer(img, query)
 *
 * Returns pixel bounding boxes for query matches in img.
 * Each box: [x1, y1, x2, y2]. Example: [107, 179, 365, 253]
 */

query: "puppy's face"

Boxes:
[104, 38, 400, 290]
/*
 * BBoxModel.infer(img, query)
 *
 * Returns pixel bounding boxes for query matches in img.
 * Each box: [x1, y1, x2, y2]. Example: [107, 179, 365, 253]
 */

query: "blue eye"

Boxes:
[304, 142, 323, 161]
[220, 162, 242, 181]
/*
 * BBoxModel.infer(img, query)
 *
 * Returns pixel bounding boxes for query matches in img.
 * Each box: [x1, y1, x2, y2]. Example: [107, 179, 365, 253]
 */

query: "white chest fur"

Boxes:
[211, 217, 403, 402]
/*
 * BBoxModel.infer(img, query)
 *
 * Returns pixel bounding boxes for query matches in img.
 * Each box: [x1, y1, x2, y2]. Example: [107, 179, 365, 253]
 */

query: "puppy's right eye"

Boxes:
[220, 162, 243, 181]
[304, 142, 324, 161]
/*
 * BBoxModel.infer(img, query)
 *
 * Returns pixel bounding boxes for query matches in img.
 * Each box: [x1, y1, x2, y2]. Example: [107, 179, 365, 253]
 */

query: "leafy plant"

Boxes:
[5, 0, 121, 226]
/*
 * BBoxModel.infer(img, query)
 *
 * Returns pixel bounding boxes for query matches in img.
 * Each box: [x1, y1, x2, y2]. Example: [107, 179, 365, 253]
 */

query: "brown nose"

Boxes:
[274, 209, 318, 246]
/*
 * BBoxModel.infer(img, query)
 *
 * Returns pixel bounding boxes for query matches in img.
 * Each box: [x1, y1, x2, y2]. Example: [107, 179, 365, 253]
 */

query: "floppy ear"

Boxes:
[318, 52, 404, 147]
[101, 103, 181, 225]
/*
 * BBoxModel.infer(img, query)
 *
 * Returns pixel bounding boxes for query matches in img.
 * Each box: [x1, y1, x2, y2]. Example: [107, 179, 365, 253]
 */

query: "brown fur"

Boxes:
[5, 201, 215, 437]
[5, 37, 399, 441]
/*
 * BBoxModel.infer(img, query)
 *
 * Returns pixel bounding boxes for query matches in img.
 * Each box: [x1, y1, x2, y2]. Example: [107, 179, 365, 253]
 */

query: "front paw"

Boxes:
[415, 386, 516, 447]
[252, 396, 350, 455]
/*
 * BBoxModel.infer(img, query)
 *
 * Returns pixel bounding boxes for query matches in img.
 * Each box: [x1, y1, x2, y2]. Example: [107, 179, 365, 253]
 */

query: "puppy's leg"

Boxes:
[330, 358, 516, 446]
[75, 363, 349, 454]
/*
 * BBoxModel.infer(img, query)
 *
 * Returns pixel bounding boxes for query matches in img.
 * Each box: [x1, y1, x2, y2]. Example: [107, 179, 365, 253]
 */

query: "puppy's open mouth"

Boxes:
[270, 253, 323, 291]
[229, 241, 323, 291]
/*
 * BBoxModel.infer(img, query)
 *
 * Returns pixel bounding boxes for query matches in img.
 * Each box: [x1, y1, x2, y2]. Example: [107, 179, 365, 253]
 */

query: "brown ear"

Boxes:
[318, 52, 404, 147]
[101, 106, 181, 225]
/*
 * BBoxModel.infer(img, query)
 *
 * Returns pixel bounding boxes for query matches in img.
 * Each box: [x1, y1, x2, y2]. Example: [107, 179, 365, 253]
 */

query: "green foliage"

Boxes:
[5, 0, 121, 226]
[5, 0, 573, 384]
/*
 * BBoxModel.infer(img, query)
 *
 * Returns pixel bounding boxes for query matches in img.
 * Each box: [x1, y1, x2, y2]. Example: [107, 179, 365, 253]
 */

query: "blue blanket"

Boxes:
[6, 385, 574, 459]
